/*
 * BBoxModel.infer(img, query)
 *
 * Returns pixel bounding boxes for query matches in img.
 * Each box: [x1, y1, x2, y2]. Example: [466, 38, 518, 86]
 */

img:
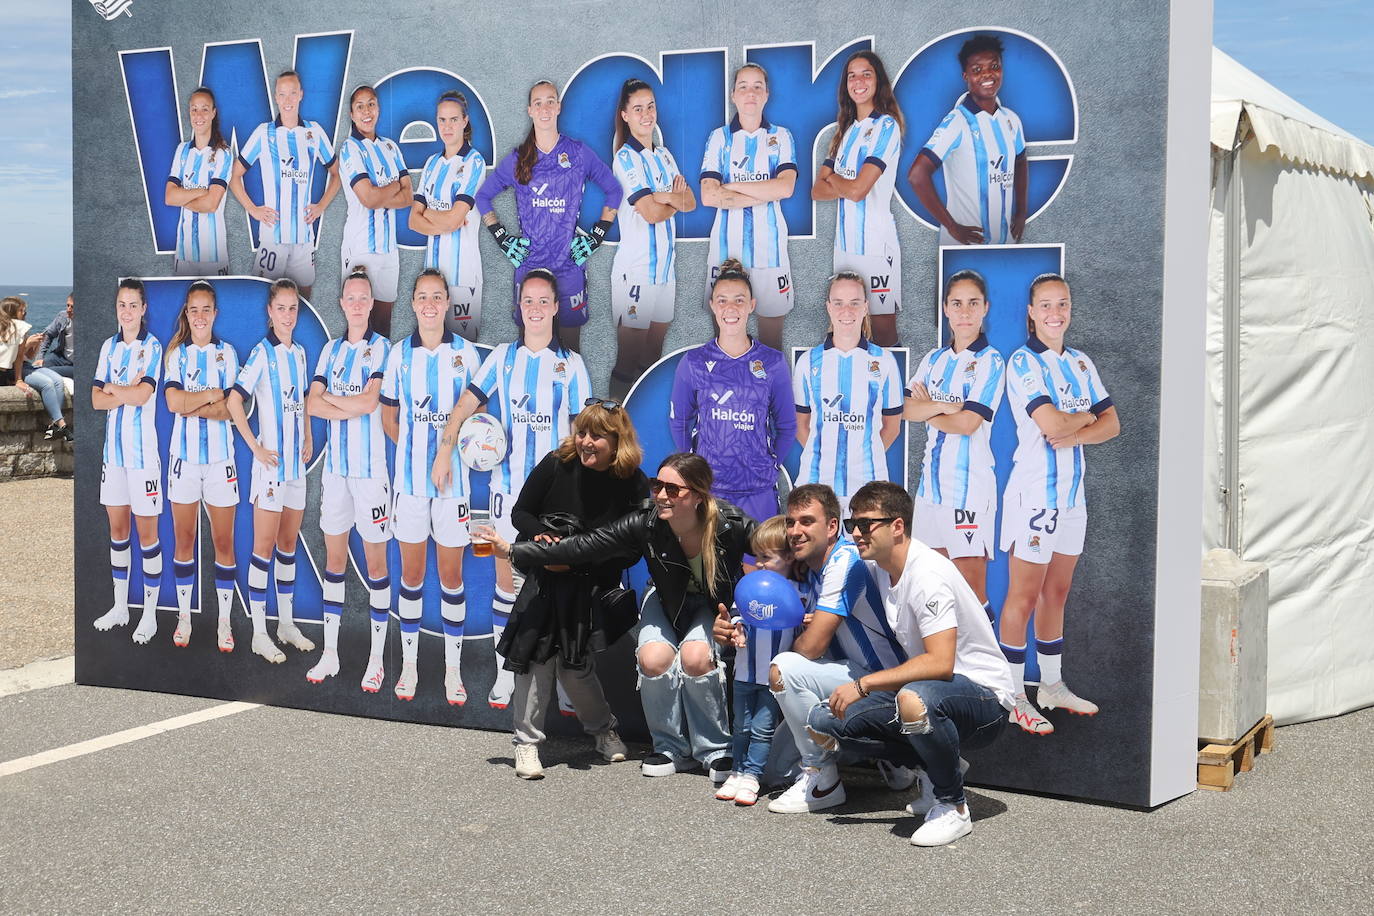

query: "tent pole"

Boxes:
[1222, 134, 1243, 553]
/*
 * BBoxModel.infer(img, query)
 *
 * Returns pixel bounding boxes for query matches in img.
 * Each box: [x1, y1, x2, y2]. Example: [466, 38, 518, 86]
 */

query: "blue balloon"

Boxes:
[734, 570, 805, 630]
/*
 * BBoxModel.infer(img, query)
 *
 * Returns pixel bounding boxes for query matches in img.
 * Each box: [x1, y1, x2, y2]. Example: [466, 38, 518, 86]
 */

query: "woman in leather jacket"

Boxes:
[500, 400, 648, 779]
[481, 452, 757, 780]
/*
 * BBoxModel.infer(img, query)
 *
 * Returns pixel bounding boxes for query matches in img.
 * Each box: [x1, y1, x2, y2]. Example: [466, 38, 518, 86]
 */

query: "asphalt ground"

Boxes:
[2, 477, 1371, 912]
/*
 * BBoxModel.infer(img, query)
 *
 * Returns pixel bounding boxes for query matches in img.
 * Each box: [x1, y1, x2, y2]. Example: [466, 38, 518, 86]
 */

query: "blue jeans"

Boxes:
[635, 590, 731, 765]
[731, 681, 781, 777]
[25, 365, 72, 423]
[808, 674, 1006, 807]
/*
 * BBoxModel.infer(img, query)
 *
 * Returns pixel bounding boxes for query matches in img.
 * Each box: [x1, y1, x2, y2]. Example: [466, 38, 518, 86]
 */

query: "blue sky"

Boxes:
[5, 3, 1372, 286]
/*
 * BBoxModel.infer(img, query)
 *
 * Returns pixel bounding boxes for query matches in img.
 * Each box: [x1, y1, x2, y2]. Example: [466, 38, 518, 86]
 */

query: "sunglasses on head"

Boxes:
[842, 516, 898, 536]
[584, 396, 621, 411]
[648, 478, 692, 499]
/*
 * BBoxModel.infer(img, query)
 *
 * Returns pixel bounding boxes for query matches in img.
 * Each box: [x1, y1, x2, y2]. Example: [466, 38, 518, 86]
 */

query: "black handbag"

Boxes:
[591, 584, 639, 649]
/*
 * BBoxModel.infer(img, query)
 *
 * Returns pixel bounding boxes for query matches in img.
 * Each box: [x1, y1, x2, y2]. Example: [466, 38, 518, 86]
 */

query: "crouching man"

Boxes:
[809, 480, 1016, 846]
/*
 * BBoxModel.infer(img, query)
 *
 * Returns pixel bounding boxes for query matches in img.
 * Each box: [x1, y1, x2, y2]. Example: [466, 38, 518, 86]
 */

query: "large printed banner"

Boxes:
[73, 0, 1206, 806]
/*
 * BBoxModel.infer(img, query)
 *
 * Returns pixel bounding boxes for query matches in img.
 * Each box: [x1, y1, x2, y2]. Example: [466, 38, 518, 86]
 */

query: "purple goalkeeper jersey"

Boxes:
[670, 339, 796, 495]
[475, 135, 621, 271]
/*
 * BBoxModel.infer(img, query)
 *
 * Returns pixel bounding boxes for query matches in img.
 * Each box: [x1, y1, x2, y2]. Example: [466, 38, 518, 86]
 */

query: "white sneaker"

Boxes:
[360, 656, 385, 693]
[445, 666, 468, 706]
[132, 612, 157, 645]
[251, 633, 286, 664]
[733, 774, 761, 807]
[514, 743, 543, 780]
[877, 759, 918, 792]
[275, 623, 316, 652]
[715, 773, 743, 801]
[904, 770, 938, 818]
[488, 668, 515, 709]
[910, 802, 972, 846]
[1009, 693, 1054, 735]
[395, 662, 418, 701]
[306, 650, 340, 684]
[594, 729, 627, 762]
[1037, 680, 1100, 715]
[172, 616, 192, 648]
[216, 618, 234, 653]
[766, 765, 846, 813]
[94, 606, 129, 631]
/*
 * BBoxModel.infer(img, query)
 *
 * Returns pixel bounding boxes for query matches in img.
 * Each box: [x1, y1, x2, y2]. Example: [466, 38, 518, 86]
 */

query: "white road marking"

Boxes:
[0, 701, 260, 778]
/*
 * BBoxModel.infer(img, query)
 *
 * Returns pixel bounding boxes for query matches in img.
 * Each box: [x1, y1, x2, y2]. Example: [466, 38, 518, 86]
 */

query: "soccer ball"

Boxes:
[457, 413, 507, 471]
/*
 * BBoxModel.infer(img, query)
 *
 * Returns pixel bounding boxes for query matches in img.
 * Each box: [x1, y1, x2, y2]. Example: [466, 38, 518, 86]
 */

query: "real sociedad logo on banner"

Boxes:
[89, 0, 133, 19]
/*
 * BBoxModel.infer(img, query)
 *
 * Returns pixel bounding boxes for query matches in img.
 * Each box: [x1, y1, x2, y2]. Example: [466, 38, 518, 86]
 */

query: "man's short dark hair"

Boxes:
[849, 481, 913, 530]
[787, 483, 842, 523]
[958, 34, 1004, 70]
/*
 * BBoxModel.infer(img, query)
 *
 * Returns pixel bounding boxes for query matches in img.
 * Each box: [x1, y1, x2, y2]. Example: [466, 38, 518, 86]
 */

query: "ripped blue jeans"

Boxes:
[807, 675, 1006, 806]
[635, 590, 731, 766]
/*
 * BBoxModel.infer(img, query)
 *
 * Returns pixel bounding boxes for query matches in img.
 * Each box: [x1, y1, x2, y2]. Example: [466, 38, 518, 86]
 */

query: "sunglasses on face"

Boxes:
[584, 396, 621, 411]
[842, 516, 898, 536]
[648, 478, 692, 499]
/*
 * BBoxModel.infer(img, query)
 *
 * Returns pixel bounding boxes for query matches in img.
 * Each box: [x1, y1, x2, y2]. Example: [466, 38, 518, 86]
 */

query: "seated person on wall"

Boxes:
[806, 480, 1016, 847]
[16, 293, 75, 441]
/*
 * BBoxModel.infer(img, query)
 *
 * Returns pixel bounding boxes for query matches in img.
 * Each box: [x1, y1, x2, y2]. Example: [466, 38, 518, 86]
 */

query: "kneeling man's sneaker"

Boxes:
[767, 764, 845, 813]
[910, 802, 972, 846]
[1037, 680, 1099, 715]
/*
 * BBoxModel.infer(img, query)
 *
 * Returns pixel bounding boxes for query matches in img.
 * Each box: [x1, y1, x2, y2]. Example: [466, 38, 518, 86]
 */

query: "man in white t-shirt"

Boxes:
[806, 480, 1015, 847]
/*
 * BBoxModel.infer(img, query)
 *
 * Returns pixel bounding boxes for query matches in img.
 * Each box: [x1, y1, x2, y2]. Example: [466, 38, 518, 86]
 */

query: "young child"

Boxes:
[716, 516, 807, 806]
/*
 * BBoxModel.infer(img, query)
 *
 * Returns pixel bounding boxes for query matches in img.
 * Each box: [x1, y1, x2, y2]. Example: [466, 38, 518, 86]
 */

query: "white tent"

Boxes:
[1207, 48, 1374, 723]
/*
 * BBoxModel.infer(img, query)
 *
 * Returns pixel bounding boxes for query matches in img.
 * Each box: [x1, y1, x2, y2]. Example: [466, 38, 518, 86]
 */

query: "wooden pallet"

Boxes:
[1197, 714, 1275, 791]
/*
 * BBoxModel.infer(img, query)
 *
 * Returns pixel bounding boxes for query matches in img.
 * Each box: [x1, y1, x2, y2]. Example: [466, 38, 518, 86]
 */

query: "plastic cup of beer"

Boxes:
[471, 533, 493, 558]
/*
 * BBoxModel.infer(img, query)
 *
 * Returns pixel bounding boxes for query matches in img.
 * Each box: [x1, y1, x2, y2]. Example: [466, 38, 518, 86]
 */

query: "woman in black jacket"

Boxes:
[482, 452, 757, 780]
[497, 400, 649, 779]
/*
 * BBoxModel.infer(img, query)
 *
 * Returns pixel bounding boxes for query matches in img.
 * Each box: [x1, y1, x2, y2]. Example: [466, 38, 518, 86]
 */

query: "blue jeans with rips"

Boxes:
[807, 674, 1006, 807]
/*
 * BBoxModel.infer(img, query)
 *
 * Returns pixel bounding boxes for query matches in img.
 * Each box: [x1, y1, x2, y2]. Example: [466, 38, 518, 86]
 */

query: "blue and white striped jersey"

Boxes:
[233, 332, 308, 483]
[237, 118, 336, 246]
[807, 539, 906, 674]
[1004, 337, 1113, 510]
[735, 597, 803, 686]
[338, 128, 408, 255]
[381, 331, 480, 499]
[792, 337, 903, 500]
[920, 96, 1025, 246]
[164, 338, 239, 465]
[469, 343, 590, 496]
[94, 331, 163, 471]
[314, 333, 390, 480]
[612, 137, 680, 285]
[700, 116, 797, 270]
[416, 144, 486, 290]
[912, 335, 1005, 510]
[168, 142, 232, 263]
[825, 113, 901, 256]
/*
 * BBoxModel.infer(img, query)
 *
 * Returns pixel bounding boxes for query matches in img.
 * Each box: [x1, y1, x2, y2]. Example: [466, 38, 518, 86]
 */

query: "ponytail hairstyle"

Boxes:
[731, 62, 770, 94]
[657, 452, 720, 593]
[189, 86, 229, 152]
[516, 267, 564, 353]
[436, 90, 474, 146]
[824, 270, 872, 341]
[516, 80, 557, 184]
[266, 277, 299, 335]
[117, 277, 149, 337]
[343, 262, 373, 292]
[1027, 272, 1070, 338]
[166, 279, 217, 361]
[0, 296, 25, 344]
[942, 268, 990, 344]
[614, 78, 655, 151]
[412, 266, 449, 300]
[348, 84, 378, 136]
[707, 258, 753, 335]
[829, 50, 904, 160]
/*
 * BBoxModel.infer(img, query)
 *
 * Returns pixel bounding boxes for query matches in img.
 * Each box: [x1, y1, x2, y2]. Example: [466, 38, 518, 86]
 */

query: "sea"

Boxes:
[1, 285, 70, 335]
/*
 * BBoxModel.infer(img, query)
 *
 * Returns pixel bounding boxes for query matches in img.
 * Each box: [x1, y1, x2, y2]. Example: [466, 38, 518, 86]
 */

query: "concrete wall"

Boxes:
[0, 389, 73, 479]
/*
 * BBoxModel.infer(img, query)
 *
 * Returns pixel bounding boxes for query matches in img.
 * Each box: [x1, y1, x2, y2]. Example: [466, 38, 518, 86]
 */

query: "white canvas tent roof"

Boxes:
[1207, 47, 1374, 724]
